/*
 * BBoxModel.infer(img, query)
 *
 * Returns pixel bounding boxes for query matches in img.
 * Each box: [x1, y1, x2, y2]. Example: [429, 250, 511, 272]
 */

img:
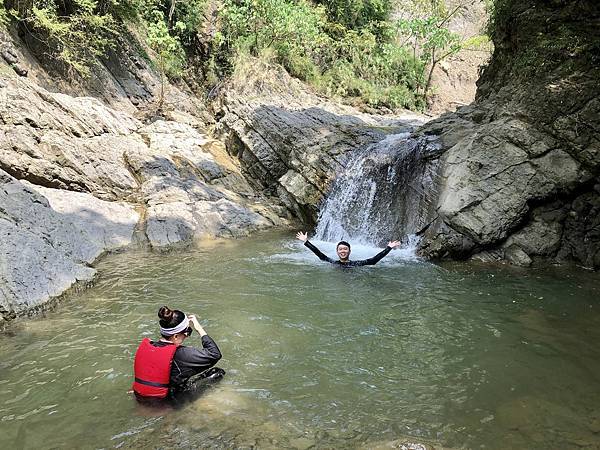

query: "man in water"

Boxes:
[296, 231, 401, 267]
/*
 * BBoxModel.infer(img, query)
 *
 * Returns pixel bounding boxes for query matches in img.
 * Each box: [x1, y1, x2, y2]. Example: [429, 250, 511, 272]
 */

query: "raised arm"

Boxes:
[296, 231, 335, 263]
[353, 240, 401, 266]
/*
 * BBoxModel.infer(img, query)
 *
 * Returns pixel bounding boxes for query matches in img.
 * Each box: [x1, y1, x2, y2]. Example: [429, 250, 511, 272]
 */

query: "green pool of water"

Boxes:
[1, 232, 599, 449]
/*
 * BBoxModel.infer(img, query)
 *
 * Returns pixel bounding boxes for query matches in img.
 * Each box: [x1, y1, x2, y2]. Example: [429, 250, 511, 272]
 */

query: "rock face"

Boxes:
[214, 4, 599, 269]
[416, 0, 600, 268]
[2, 0, 598, 324]
[0, 169, 139, 322]
[216, 58, 428, 224]
[1, 75, 143, 201]
[0, 52, 287, 322]
[1, 27, 203, 116]
[125, 120, 281, 250]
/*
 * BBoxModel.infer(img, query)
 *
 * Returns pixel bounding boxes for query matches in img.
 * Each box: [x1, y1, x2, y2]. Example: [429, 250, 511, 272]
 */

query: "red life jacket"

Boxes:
[132, 338, 179, 398]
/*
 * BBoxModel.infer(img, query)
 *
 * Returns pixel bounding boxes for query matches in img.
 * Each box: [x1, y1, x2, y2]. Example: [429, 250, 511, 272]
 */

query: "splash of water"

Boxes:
[314, 132, 441, 252]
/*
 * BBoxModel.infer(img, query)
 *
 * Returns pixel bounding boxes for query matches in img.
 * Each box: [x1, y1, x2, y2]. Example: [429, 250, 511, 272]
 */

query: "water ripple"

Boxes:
[0, 235, 598, 450]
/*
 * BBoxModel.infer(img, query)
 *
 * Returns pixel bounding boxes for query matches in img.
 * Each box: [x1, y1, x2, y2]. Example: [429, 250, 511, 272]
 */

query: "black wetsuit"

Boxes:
[151, 335, 223, 393]
[304, 240, 392, 267]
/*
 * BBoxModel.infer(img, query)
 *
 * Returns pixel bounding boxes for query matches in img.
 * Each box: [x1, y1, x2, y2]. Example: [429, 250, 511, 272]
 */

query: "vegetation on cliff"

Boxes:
[482, 0, 599, 87]
[1, 0, 487, 111]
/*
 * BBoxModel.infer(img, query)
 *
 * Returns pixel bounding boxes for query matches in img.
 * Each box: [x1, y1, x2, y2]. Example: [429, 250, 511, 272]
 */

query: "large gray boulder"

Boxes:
[0, 75, 143, 201]
[125, 120, 283, 250]
[0, 59, 288, 321]
[416, 0, 600, 268]
[417, 112, 594, 259]
[0, 170, 139, 323]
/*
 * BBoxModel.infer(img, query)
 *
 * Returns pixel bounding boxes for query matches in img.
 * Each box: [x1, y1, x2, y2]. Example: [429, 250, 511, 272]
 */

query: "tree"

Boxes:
[396, 13, 462, 101]
[146, 8, 185, 109]
[6, 0, 117, 76]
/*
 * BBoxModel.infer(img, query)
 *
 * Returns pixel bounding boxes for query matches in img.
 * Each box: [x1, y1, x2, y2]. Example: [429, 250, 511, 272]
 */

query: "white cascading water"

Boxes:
[313, 131, 441, 256]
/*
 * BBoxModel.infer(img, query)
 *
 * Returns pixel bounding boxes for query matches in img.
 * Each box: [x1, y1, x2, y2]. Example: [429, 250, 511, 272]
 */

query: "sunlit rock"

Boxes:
[0, 170, 139, 322]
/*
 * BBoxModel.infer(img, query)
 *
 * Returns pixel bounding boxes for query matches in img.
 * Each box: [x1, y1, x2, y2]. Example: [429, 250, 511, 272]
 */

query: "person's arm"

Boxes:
[296, 231, 335, 263]
[170, 315, 222, 385]
[189, 315, 208, 337]
[304, 240, 336, 263]
[188, 315, 221, 362]
[171, 338, 222, 383]
[352, 240, 401, 266]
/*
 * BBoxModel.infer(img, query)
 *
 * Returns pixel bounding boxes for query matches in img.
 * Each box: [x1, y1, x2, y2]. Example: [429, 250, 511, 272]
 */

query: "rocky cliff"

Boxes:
[2, 0, 598, 324]
[215, 59, 428, 226]
[215, 1, 599, 268]
[0, 28, 427, 323]
[0, 29, 289, 323]
[417, 0, 600, 268]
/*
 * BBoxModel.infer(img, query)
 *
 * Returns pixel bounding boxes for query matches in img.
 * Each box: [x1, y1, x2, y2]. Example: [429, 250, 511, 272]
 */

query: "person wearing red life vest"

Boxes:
[133, 305, 223, 400]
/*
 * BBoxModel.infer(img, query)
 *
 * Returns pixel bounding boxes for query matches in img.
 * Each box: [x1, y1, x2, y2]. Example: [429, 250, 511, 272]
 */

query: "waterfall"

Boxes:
[314, 132, 441, 248]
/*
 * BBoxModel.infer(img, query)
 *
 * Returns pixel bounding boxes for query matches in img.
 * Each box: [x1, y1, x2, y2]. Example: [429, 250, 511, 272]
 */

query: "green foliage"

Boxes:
[219, 0, 431, 111]
[114, 0, 207, 80]
[221, 0, 327, 58]
[397, 16, 462, 61]
[169, 0, 206, 47]
[1, 0, 9, 26]
[2, 0, 477, 112]
[314, 0, 393, 34]
[317, 30, 425, 109]
[8, 0, 117, 76]
[396, 15, 462, 96]
[397, 0, 448, 16]
[484, 0, 509, 40]
[461, 34, 492, 52]
[485, 0, 594, 79]
[218, 0, 331, 84]
[133, 0, 206, 47]
[146, 9, 184, 78]
[3, 0, 203, 78]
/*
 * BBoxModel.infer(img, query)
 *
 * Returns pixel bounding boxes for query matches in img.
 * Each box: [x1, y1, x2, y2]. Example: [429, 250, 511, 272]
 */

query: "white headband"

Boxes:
[160, 314, 189, 336]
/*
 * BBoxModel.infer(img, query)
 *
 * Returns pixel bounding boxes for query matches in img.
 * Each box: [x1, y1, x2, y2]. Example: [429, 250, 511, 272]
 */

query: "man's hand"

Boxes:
[387, 240, 401, 249]
[296, 231, 308, 242]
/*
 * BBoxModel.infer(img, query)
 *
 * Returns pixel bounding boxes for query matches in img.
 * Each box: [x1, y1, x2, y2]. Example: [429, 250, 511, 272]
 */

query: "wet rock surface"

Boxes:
[125, 120, 282, 250]
[0, 169, 139, 323]
[416, 104, 599, 267]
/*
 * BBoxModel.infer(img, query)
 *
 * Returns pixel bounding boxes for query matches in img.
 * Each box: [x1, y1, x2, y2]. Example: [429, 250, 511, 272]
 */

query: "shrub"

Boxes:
[219, 0, 428, 111]
[1, 0, 9, 26]
[7, 0, 117, 76]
